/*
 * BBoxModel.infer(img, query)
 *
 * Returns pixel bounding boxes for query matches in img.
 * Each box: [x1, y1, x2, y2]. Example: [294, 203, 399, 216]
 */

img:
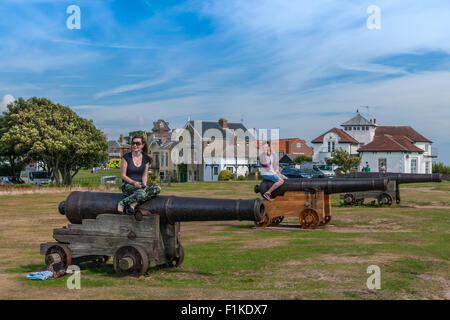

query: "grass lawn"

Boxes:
[0, 181, 448, 300]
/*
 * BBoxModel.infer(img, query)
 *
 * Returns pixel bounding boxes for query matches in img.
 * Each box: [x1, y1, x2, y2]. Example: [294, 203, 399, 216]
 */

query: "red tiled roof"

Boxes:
[358, 135, 424, 152]
[375, 126, 432, 143]
[311, 128, 359, 144]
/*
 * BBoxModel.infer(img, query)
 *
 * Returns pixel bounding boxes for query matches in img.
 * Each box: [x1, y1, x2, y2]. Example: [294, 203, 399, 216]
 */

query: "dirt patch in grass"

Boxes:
[416, 274, 450, 299]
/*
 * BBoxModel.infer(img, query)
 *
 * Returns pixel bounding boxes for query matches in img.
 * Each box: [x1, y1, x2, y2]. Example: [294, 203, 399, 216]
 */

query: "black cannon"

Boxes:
[253, 178, 388, 229]
[254, 178, 388, 198]
[41, 192, 266, 276]
[341, 172, 442, 205]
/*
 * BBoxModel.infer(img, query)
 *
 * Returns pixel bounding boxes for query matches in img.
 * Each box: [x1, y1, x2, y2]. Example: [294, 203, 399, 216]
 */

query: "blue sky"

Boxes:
[0, 0, 449, 164]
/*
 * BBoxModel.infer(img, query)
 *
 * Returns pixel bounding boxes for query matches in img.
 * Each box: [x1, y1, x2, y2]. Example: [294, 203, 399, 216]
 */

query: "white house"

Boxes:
[172, 118, 258, 181]
[311, 113, 437, 173]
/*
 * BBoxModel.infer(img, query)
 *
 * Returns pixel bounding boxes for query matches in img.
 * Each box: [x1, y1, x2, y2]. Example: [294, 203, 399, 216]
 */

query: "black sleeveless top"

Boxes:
[122, 152, 150, 183]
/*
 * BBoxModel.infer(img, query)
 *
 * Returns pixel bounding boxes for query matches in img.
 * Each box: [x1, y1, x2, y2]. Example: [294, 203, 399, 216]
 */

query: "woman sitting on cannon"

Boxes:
[259, 141, 287, 201]
[116, 134, 160, 215]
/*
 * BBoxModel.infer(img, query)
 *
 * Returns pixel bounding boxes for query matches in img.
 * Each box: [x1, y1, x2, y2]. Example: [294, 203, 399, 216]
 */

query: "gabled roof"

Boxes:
[358, 135, 424, 152]
[311, 128, 359, 144]
[108, 140, 130, 149]
[341, 113, 374, 126]
[159, 141, 179, 150]
[188, 120, 248, 137]
[375, 126, 432, 143]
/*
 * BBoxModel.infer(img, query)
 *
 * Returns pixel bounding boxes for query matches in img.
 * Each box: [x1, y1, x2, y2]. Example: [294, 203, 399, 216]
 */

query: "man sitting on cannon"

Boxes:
[259, 141, 287, 202]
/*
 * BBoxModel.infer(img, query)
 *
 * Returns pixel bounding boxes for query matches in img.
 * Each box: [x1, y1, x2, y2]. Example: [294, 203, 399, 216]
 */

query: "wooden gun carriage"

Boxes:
[340, 173, 442, 205]
[41, 192, 265, 276]
[254, 178, 388, 229]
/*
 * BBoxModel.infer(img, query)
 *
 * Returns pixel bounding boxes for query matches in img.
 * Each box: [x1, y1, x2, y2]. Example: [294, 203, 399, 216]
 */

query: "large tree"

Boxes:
[0, 97, 108, 185]
[325, 149, 361, 174]
[0, 104, 30, 176]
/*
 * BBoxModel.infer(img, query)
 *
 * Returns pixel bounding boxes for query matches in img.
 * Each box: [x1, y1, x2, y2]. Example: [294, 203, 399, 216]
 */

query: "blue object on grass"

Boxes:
[26, 270, 53, 280]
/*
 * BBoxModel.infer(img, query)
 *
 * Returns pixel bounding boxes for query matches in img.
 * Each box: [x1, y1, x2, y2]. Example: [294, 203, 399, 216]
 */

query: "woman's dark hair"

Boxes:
[131, 134, 153, 163]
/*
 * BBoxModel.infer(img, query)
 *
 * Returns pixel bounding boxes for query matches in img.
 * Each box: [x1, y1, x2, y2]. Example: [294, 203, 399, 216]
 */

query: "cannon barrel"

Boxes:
[58, 191, 266, 224]
[254, 178, 388, 198]
[347, 172, 442, 184]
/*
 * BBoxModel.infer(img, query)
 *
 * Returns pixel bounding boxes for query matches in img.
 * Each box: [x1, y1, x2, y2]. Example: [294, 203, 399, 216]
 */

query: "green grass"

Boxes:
[0, 180, 448, 299]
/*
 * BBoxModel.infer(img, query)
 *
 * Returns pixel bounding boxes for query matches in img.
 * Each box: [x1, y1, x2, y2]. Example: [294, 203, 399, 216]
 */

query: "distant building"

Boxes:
[278, 138, 314, 158]
[175, 118, 258, 182]
[107, 134, 130, 160]
[311, 112, 437, 173]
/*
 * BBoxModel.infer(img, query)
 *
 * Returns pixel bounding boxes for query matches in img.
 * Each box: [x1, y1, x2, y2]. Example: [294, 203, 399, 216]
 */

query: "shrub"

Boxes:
[433, 163, 450, 174]
[218, 170, 233, 181]
[238, 175, 246, 180]
[0, 183, 35, 189]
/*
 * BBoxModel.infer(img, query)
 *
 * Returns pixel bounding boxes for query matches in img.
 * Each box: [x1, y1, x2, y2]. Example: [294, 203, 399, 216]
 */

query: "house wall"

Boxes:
[343, 126, 375, 145]
[312, 132, 354, 164]
[359, 152, 425, 173]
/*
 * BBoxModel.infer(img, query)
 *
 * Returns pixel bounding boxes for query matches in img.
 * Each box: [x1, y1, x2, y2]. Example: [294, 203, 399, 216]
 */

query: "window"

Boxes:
[327, 141, 335, 153]
[353, 127, 356, 130]
[161, 154, 164, 168]
[366, 126, 369, 130]
[297, 143, 301, 148]
[226, 166, 234, 172]
[425, 144, 430, 153]
[411, 158, 417, 173]
[194, 170, 197, 181]
[348, 127, 352, 131]
[166, 152, 168, 167]
[425, 161, 430, 174]
[357, 126, 360, 130]
[378, 158, 387, 171]
[213, 166, 219, 175]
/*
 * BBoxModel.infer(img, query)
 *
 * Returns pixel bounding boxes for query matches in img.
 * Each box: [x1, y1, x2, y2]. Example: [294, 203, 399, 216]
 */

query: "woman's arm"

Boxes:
[142, 162, 149, 186]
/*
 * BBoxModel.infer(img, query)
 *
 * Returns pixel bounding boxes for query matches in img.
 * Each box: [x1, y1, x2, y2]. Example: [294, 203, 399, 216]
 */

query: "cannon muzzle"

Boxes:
[255, 178, 388, 198]
[58, 191, 266, 224]
[347, 172, 442, 184]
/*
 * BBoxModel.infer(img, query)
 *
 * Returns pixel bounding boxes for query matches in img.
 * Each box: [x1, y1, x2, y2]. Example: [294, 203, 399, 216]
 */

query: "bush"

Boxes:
[0, 183, 35, 189]
[238, 175, 246, 180]
[218, 170, 233, 181]
[149, 175, 160, 185]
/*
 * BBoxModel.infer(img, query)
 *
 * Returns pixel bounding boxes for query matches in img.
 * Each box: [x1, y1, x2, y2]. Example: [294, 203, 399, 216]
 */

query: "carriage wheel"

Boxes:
[377, 193, 393, 206]
[113, 245, 149, 276]
[343, 193, 355, 205]
[300, 208, 320, 229]
[270, 216, 284, 225]
[254, 215, 270, 228]
[45, 244, 72, 268]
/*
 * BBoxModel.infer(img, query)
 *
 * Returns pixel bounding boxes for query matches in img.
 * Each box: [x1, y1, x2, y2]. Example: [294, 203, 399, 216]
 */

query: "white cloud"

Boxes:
[0, 94, 15, 112]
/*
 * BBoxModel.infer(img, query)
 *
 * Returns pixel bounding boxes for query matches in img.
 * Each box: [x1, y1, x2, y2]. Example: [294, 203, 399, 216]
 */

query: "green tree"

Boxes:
[293, 155, 312, 164]
[325, 149, 360, 174]
[0, 97, 108, 185]
[0, 104, 31, 176]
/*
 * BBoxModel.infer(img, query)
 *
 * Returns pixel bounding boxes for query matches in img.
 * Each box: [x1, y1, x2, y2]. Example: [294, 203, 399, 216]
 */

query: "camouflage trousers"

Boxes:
[119, 182, 161, 207]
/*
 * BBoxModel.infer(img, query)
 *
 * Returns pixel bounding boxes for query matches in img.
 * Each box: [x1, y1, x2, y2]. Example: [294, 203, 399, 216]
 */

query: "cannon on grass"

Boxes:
[254, 178, 388, 229]
[41, 192, 266, 276]
[340, 173, 442, 205]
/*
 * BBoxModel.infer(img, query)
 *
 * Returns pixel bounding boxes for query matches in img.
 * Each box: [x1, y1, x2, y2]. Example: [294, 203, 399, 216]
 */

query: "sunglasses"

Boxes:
[131, 141, 142, 146]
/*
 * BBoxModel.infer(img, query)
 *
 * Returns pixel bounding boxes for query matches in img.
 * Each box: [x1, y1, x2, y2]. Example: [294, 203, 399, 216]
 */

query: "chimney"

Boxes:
[374, 118, 376, 125]
[119, 134, 124, 143]
[370, 119, 372, 123]
[218, 118, 228, 128]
